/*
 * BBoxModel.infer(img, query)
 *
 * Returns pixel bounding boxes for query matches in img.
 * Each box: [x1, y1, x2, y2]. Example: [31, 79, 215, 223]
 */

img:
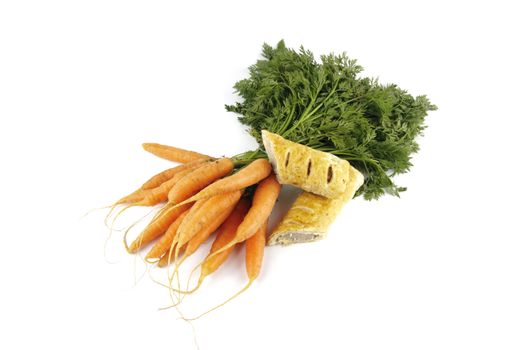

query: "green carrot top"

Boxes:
[227, 40, 436, 199]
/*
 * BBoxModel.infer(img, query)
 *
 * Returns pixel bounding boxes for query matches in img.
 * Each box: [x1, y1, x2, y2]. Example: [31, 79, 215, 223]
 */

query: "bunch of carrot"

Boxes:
[107, 143, 280, 315]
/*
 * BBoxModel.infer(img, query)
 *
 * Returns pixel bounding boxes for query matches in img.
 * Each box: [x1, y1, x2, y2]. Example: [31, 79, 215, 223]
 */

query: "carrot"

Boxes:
[105, 159, 209, 229]
[145, 209, 190, 261]
[135, 160, 210, 206]
[157, 251, 173, 267]
[201, 173, 280, 261]
[167, 158, 234, 205]
[158, 199, 248, 269]
[167, 199, 238, 297]
[114, 190, 146, 206]
[178, 175, 278, 301]
[183, 192, 241, 259]
[175, 190, 243, 255]
[167, 190, 242, 300]
[114, 160, 210, 205]
[126, 203, 192, 253]
[203, 199, 250, 273]
[157, 243, 187, 267]
[118, 167, 182, 203]
[244, 219, 266, 282]
[184, 220, 268, 320]
[138, 167, 184, 190]
[233, 173, 279, 242]
[181, 199, 250, 293]
[175, 158, 272, 207]
[142, 143, 212, 163]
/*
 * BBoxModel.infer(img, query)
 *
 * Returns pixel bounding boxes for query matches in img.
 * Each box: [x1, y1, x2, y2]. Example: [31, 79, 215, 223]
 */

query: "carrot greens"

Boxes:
[227, 40, 437, 199]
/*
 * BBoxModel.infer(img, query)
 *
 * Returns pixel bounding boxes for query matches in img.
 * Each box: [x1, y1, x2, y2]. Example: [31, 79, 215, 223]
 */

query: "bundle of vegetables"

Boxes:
[106, 41, 435, 315]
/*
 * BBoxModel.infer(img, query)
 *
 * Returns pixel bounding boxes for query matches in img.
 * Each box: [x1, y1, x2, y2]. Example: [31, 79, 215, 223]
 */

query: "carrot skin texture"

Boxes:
[234, 173, 280, 243]
[177, 159, 272, 206]
[118, 160, 209, 205]
[140, 166, 190, 190]
[116, 190, 146, 205]
[127, 203, 192, 253]
[140, 160, 209, 191]
[196, 175, 279, 279]
[137, 160, 209, 206]
[146, 209, 190, 260]
[245, 220, 267, 280]
[158, 243, 187, 267]
[176, 190, 243, 248]
[142, 143, 211, 163]
[184, 198, 238, 258]
[200, 199, 250, 278]
[168, 158, 234, 205]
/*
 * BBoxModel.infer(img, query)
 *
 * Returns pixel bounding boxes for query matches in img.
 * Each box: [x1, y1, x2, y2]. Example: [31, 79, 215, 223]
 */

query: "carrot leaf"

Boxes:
[226, 40, 436, 200]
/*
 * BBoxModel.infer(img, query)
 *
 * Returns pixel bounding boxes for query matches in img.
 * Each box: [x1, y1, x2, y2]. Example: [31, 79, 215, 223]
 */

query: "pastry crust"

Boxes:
[262, 130, 350, 199]
[268, 165, 364, 245]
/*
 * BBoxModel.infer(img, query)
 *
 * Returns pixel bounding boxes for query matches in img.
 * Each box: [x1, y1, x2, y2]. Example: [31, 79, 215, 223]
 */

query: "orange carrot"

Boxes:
[115, 190, 147, 206]
[106, 159, 210, 229]
[244, 219, 267, 281]
[167, 158, 234, 205]
[157, 243, 187, 267]
[142, 143, 211, 163]
[116, 160, 208, 205]
[176, 190, 243, 251]
[204, 173, 279, 260]
[182, 199, 250, 292]
[183, 193, 241, 259]
[203, 199, 250, 275]
[138, 159, 210, 190]
[145, 209, 190, 261]
[184, 220, 267, 320]
[138, 167, 183, 190]
[167, 190, 243, 299]
[179, 175, 278, 302]
[135, 160, 209, 206]
[232, 173, 279, 242]
[126, 203, 192, 253]
[175, 158, 272, 207]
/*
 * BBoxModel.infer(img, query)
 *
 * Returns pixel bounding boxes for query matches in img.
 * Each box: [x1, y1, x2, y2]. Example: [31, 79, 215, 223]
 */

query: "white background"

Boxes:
[1, 1, 524, 349]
